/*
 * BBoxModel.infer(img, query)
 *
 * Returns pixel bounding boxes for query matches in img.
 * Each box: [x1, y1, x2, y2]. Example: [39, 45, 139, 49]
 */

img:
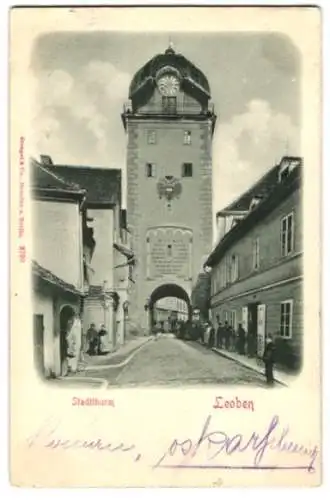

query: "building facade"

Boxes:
[31, 159, 90, 377]
[205, 157, 303, 371]
[41, 159, 132, 350]
[154, 296, 189, 325]
[122, 45, 216, 331]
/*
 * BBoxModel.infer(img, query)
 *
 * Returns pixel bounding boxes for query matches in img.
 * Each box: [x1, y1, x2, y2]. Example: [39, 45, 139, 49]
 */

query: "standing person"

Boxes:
[263, 336, 276, 386]
[215, 316, 221, 349]
[81, 324, 87, 358]
[237, 323, 246, 355]
[207, 321, 215, 349]
[203, 322, 209, 345]
[247, 329, 255, 357]
[228, 324, 235, 351]
[98, 324, 108, 354]
[86, 323, 98, 355]
[183, 319, 190, 340]
[232, 325, 238, 352]
[224, 321, 230, 350]
[190, 319, 202, 342]
[217, 320, 224, 349]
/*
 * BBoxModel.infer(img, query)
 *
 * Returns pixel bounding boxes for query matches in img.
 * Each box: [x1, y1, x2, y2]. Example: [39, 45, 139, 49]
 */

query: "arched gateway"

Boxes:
[148, 283, 192, 330]
[122, 45, 216, 332]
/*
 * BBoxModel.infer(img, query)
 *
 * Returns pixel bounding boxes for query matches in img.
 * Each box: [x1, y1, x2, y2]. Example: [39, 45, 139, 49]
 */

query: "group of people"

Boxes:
[170, 318, 275, 386]
[202, 320, 276, 386]
[85, 323, 108, 355]
[203, 320, 249, 354]
[60, 318, 109, 376]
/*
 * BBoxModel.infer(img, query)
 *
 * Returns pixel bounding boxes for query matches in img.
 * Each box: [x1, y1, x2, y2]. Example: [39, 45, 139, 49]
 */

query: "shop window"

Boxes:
[280, 300, 293, 339]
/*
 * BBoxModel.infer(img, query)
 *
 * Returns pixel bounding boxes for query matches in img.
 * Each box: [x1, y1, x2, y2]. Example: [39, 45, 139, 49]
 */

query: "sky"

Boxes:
[30, 31, 301, 212]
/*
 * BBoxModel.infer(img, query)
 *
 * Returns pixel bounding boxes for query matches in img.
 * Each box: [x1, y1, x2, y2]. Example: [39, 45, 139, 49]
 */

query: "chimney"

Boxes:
[40, 155, 53, 166]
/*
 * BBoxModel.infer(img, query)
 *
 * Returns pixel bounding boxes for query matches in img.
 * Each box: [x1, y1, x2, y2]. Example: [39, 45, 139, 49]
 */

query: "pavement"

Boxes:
[78, 336, 275, 388]
[211, 346, 296, 387]
[54, 335, 296, 388]
[82, 335, 153, 370]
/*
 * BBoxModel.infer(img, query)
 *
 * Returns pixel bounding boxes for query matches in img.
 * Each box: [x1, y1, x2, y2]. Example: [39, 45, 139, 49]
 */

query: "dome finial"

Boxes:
[165, 37, 175, 54]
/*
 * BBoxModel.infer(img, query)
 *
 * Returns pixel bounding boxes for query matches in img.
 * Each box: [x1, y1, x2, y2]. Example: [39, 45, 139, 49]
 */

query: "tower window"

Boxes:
[147, 130, 157, 144]
[146, 163, 156, 178]
[162, 96, 177, 113]
[182, 163, 193, 177]
[184, 131, 191, 145]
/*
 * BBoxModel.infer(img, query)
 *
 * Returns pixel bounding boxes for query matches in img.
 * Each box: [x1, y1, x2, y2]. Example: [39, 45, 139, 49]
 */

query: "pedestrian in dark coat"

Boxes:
[247, 330, 255, 357]
[179, 320, 185, 339]
[224, 321, 230, 350]
[263, 336, 276, 386]
[237, 324, 246, 355]
[229, 325, 236, 352]
[207, 322, 215, 349]
[216, 321, 223, 348]
[86, 323, 98, 355]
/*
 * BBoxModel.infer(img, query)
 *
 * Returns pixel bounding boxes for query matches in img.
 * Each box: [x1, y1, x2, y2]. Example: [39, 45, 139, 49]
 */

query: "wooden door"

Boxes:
[33, 314, 44, 376]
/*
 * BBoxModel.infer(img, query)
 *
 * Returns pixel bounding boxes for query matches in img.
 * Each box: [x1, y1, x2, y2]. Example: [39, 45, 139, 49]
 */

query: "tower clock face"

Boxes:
[157, 74, 180, 96]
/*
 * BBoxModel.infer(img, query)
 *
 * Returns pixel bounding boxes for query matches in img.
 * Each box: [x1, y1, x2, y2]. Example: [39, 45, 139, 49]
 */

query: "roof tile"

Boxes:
[31, 159, 84, 194]
[48, 165, 122, 205]
[32, 260, 84, 296]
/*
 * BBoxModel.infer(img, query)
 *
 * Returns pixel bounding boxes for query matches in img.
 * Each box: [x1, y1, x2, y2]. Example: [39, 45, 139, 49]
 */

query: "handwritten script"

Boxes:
[26, 414, 318, 473]
[154, 414, 318, 472]
[27, 417, 142, 463]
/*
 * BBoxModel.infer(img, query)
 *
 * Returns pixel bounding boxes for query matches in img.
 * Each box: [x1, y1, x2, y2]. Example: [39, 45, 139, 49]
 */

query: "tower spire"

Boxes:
[165, 36, 175, 54]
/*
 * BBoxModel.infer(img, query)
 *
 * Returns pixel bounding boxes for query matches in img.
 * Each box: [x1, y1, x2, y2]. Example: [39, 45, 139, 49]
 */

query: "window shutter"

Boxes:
[257, 304, 267, 357]
[242, 307, 248, 332]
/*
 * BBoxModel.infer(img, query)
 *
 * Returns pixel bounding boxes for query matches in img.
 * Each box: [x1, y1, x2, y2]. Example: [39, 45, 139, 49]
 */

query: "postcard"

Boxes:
[10, 6, 321, 487]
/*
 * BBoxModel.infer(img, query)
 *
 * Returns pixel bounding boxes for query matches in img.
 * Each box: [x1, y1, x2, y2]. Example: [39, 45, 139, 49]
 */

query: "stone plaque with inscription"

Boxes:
[146, 227, 192, 280]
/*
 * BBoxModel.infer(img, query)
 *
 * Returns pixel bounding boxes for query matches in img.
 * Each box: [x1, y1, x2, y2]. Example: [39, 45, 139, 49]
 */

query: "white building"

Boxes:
[40, 158, 132, 351]
[31, 159, 90, 377]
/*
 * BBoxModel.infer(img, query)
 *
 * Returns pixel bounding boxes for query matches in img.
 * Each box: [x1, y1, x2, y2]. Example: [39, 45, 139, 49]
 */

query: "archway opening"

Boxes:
[148, 283, 191, 334]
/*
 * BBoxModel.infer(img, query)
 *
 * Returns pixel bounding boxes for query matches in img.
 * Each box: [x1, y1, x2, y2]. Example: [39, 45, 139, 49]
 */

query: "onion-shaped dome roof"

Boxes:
[129, 46, 211, 100]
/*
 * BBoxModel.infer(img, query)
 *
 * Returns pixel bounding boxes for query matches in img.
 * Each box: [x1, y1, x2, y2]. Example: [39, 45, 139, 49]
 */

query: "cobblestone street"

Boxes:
[83, 336, 272, 387]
